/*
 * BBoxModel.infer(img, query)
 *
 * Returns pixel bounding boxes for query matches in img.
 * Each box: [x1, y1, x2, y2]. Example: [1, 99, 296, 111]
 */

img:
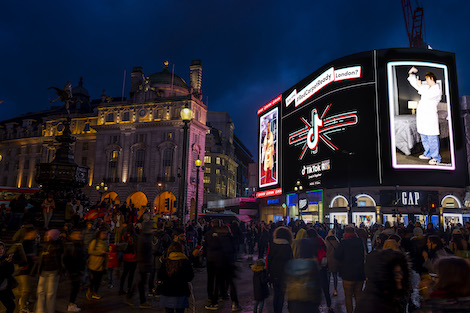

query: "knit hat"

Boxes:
[46, 229, 60, 241]
[413, 227, 423, 237]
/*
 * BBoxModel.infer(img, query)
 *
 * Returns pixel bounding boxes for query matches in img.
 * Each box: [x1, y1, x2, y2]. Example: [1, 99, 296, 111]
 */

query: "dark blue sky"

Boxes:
[1, 0, 469, 155]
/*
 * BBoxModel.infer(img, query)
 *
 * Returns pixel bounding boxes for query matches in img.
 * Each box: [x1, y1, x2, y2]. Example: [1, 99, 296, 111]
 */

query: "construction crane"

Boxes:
[401, 0, 427, 48]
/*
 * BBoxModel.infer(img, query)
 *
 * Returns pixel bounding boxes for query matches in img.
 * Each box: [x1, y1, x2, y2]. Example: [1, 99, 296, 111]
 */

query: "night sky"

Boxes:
[1, 0, 469, 156]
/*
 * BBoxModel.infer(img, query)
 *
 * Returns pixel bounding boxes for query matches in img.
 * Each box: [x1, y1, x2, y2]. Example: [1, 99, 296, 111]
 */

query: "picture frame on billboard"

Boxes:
[387, 61, 455, 170]
[259, 107, 279, 188]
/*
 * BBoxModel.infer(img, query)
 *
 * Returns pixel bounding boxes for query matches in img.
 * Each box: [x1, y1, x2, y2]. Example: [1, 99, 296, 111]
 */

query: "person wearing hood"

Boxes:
[423, 235, 447, 274]
[334, 226, 365, 313]
[355, 249, 410, 313]
[291, 228, 307, 259]
[158, 242, 194, 313]
[325, 229, 340, 297]
[251, 259, 269, 313]
[35, 229, 63, 313]
[266, 226, 293, 313]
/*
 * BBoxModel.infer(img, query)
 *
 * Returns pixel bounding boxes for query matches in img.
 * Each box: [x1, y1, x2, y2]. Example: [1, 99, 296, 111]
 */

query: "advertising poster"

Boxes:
[387, 61, 455, 170]
[259, 107, 279, 188]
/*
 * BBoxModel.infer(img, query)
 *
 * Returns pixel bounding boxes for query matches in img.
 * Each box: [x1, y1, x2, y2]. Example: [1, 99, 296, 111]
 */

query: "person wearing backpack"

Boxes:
[149, 222, 171, 296]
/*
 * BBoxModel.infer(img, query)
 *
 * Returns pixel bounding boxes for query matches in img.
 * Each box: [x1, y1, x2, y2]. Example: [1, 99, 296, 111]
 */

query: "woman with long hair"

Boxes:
[423, 235, 447, 274]
[158, 242, 194, 313]
[325, 229, 340, 297]
[87, 230, 108, 300]
[119, 224, 137, 295]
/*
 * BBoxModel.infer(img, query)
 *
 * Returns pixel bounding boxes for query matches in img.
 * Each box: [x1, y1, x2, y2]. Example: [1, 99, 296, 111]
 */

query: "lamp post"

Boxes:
[178, 106, 192, 225]
[294, 180, 303, 220]
[157, 182, 163, 215]
[195, 156, 202, 222]
[95, 181, 108, 203]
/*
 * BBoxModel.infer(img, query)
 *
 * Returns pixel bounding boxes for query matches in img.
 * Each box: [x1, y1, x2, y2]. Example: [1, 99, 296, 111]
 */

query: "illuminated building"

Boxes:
[0, 61, 208, 218]
[256, 49, 469, 228]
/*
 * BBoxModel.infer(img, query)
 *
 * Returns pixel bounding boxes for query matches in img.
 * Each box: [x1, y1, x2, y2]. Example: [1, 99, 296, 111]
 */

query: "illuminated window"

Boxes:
[204, 176, 210, 184]
[216, 157, 221, 165]
[111, 150, 119, 161]
[205, 167, 211, 174]
[222, 158, 225, 166]
[134, 149, 145, 181]
[163, 149, 173, 181]
[204, 156, 211, 164]
[216, 169, 220, 175]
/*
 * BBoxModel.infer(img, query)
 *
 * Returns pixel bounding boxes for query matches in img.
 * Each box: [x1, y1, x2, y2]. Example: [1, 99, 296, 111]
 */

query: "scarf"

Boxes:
[168, 252, 188, 261]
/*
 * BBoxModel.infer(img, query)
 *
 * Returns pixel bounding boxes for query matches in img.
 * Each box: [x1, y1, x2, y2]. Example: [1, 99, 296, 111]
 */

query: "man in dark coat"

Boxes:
[334, 226, 365, 313]
[136, 222, 154, 308]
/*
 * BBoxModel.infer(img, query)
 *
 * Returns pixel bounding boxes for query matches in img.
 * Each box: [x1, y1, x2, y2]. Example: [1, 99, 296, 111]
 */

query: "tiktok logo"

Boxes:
[288, 103, 358, 160]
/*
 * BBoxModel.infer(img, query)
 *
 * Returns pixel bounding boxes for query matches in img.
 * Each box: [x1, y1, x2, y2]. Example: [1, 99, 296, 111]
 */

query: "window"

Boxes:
[122, 112, 130, 121]
[134, 149, 145, 181]
[216, 169, 220, 175]
[110, 136, 119, 144]
[111, 150, 119, 161]
[194, 133, 199, 143]
[26, 146, 31, 154]
[204, 176, 210, 184]
[205, 167, 211, 174]
[36, 145, 42, 153]
[137, 134, 146, 143]
[216, 157, 221, 165]
[24, 159, 29, 170]
[156, 109, 163, 119]
[22, 175, 28, 187]
[108, 151, 118, 181]
[222, 158, 225, 166]
[82, 142, 89, 151]
[358, 200, 367, 207]
[204, 156, 211, 164]
[163, 132, 174, 141]
[163, 149, 173, 181]
[106, 113, 114, 123]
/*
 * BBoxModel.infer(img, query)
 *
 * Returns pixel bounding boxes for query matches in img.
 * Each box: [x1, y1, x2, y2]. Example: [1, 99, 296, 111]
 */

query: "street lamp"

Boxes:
[178, 106, 192, 224]
[294, 180, 303, 220]
[95, 181, 108, 202]
[195, 156, 202, 222]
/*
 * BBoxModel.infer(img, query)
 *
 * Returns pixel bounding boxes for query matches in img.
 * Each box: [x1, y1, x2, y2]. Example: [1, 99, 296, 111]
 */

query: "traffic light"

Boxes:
[164, 198, 170, 209]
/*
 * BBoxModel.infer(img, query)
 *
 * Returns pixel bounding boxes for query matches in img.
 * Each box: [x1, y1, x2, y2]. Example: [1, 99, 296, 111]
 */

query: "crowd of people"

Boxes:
[1, 196, 470, 313]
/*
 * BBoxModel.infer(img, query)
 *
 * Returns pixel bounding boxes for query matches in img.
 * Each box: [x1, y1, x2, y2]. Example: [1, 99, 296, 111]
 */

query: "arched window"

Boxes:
[329, 195, 348, 208]
[163, 149, 173, 181]
[355, 194, 377, 207]
[108, 150, 119, 182]
[134, 149, 145, 182]
[441, 195, 462, 208]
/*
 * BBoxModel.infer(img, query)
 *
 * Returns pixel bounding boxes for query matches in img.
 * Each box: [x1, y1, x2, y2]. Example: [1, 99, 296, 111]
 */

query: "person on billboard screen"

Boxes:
[407, 67, 442, 165]
[261, 119, 275, 185]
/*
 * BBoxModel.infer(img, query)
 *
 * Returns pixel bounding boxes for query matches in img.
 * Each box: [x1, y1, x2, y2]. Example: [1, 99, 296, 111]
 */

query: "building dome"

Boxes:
[72, 77, 89, 97]
[148, 63, 188, 89]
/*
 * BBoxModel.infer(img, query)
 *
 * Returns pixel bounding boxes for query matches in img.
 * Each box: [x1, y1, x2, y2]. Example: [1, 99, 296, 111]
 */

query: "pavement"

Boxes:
[3, 255, 348, 313]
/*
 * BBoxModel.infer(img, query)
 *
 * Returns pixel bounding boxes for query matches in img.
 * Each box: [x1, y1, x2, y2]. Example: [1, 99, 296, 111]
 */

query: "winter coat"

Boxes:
[88, 239, 108, 271]
[158, 252, 194, 297]
[38, 241, 63, 274]
[136, 233, 153, 273]
[0, 255, 15, 296]
[252, 265, 269, 301]
[267, 238, 293, 282]
[291, 229, 308, 259]
[325, 235, 340, 273]
[203, 227, 236, 268]
[334, 235, 365, 281]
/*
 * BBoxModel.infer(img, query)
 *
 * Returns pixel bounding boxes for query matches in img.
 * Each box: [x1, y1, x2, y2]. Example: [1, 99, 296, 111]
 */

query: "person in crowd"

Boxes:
[325, 229, 340, 297]
[107, 244, 118, 289]
[81, 222, 95, 288]
[419, 256, 470, 312]
[449, 228, 468, 256]
[72, 200, 83, 227]
[158, 242, 194, 313]
[13, 227, 38, 313]
[35, 229, 63, 313]
[0, 241, 16, 313]
[9, 194, 27, 230]
[119, 224, 137, 296]
[423, 235, 447, 274]
[65, 199, 74, 224]
[63, 230, 86, 312]
[334, 226, 365, 313]
[135, 222, 154, 309]
[257, 223, 270, 260]
[150, 221, 172, 295]
[41, 194, 55, 230]
[266, 226, 293, 313]
[87, 230, 108, 300]
[285, 238, 321, 313]
[409, 227, 427, 275]
[246, 223, 258, 261]
[172, 228, 190, 258]
[291, 228, 308, 259]
[307, 228, 334, 313]
[425, 223, 438, 236]
[204, 219, 223, 311]
[251, 259, 269, 313]
[356, 249, 410, 313]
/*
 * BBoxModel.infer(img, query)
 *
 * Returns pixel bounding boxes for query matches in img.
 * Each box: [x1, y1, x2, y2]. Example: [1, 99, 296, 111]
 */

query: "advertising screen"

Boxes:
[387, 61, 455, 170]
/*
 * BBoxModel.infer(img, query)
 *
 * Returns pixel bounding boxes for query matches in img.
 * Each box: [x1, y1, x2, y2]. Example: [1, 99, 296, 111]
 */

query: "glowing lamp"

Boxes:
[95, 185, 100, 191]
[408, 101, 418, 114]
[195, 158, 202, 168]
[181, 107, 192, 121]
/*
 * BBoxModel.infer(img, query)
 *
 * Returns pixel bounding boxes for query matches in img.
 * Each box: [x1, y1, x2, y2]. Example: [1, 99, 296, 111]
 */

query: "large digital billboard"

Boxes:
[257, 49, 467, 197]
